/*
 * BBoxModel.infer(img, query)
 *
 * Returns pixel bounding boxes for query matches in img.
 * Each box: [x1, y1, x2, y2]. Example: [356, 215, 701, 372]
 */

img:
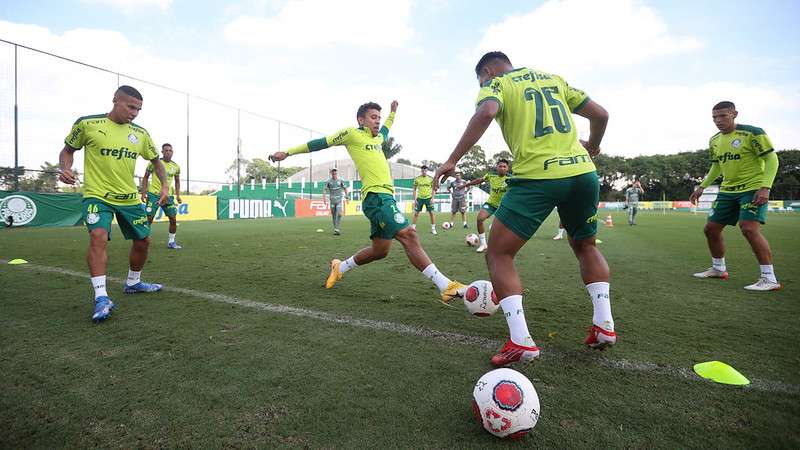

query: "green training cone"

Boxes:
[693, 361, 750, 386]
[7, 259, 28, 265]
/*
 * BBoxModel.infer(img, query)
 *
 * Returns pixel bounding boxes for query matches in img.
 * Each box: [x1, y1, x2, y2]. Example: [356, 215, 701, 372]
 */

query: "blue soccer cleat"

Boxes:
[123, 281, 163, 294]
[167, 242, 182, 249]
[92, 296, 115, 323]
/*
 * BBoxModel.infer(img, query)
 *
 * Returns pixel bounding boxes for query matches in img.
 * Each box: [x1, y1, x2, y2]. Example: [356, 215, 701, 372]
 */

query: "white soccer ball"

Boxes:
[442, 221, 452, 230]
[463, 280, 499, 316]
[465, 233, 479, 247]
[472, 368, 541, 439]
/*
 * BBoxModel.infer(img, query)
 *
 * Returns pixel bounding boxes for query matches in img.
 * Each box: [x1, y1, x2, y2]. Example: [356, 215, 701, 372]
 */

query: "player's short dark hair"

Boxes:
[162, 143, 172, 149]
[330, 168, 337, 172]
[356, 102, 381, 119]
[116, 85, 143, 100]
[713, 101, 735, 111]
[496, 158, 510, 166]
[420, 165, 429, 170]
[475, 51, 512, 76]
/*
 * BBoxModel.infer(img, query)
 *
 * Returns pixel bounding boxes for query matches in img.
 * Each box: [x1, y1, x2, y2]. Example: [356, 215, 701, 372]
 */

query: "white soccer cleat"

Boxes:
[743, 278, 782, 291]
[552, 234, 563, 240]
[431, 228, 438, 235]
[693, 267, 729, 279]
[476, 244, 488, 253]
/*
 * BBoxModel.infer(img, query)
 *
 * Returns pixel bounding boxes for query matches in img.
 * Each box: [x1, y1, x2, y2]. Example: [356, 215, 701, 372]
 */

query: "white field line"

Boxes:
[4, 259, 798, 396]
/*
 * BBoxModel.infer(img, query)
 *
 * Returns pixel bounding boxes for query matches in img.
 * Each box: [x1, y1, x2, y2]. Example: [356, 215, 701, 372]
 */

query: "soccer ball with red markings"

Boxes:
[463, 280, 499, 317]
[465, 233, 479, 247]
[442, 221, 453, 230]
[472, 368, 540, 439]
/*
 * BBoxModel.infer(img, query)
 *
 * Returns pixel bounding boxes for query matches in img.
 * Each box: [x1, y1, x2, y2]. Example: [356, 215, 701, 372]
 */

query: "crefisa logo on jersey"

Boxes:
[128, 133, 138, 144]
[0, 194, 37, 226]
[731, 138, 742, 148]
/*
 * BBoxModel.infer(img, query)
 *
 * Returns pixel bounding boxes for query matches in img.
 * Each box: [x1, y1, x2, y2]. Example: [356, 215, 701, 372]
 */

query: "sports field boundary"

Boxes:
[4, 259, 798, 396]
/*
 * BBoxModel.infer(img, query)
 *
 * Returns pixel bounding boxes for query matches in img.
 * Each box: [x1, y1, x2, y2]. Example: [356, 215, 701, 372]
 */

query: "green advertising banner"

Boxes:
[0, 192, 84, 227]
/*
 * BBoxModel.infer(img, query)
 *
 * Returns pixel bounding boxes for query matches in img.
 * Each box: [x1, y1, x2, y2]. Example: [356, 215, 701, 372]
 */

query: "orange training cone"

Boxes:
[605, 214, 613, 227]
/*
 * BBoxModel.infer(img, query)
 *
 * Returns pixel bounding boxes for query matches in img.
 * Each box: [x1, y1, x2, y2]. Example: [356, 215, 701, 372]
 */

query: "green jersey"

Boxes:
[65, 114, 158, 206]
[485, 174, 509, 208]
[413, 175, 434, 199]
[325, 178, 347, 201]
[287, 112, 396, 195]
[146, 159, 180, 195]
[476, 67, 594, 180]
[707, 124, 775, 193]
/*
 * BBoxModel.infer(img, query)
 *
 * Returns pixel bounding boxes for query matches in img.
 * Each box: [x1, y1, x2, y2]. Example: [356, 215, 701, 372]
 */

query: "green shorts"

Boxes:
[481, 202, 498, 216]
[709, 190, 767, 225]
[495, 171, 599, 241]
[363, 193, 409, 240]
[146, 192, 177, 218]
[414, 197, 433, 212]
[83, 198, 151, 241]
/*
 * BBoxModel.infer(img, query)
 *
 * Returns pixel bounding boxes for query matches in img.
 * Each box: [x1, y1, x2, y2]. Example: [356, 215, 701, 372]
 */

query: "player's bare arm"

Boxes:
[575, 100, 609, 156]
[174, 175, 182, 203]
[433, 101, 499, 191]
[150, 158, 169, 205]
[58, 145, 78, 185]
[140, 170, 151, 203]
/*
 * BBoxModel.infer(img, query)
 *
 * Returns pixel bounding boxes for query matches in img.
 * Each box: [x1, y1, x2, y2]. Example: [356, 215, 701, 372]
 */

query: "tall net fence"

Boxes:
[0, 38, 345, 194]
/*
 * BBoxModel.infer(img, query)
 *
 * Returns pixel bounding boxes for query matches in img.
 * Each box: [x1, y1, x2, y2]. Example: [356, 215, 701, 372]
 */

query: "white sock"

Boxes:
[411, 223, 416, 230]
[712, 257, 726, 272]
[463, 221, 468, 226]
[431, 224, 436, 230]
[479, 232, 487, 246]
[422, 264, 451, 291]
[168, 232, 176, 243]
[499, 295, 533, 346]
[339, 256, 358, 274]
[126, 270, 141, 287]
[760, 264, 777, 283]
[91, 275, 108, 299]
[587, 281, 614, 330]
[558, 228, 565, 237]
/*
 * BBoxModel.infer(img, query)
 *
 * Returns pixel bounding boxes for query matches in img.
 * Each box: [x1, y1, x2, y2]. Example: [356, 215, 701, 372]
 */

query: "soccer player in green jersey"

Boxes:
[412, 166, 437, 234]
[141, 143, 182, 249]
[689, 101, 781, 291]
[269, 101, 466, 303]
[322, 168, 348, 235]
[58, 85, 169, 323]
[434, 52, 614, 366]
[463, 159, 510, 253]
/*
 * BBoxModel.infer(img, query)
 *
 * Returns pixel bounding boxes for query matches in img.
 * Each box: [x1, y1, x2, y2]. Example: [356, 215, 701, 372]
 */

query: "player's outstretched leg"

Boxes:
[394, 227, 465, 304]
[568, 236, 616, 349]
[739, 220, 781, 291]
[124, 238, 162, 293]
[693, 221, 729, 279]
[476, 208, 491, 253]
[87, 228, 115, 322]
[167, 214, 181, 249]
[486, 220, 540, 366]
[326, 239, 391, 288]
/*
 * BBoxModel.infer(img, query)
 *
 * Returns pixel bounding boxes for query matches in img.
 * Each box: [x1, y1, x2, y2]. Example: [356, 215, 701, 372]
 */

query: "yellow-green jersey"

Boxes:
[286, 112, 396, 195]
[146, 159, 180, 195]
[484, 174, 509, 208]
[704, 125, 776, 193]
[476, 67, 594, 180]
[65, 114, 158, 206]
[413, 175, 433, 199]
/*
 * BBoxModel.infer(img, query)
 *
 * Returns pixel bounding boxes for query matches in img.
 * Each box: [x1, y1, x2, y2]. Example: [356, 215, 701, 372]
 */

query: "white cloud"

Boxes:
[81, 0, 172, 12]
[224, 0, 414, 49]
[473, 0, 702, 76]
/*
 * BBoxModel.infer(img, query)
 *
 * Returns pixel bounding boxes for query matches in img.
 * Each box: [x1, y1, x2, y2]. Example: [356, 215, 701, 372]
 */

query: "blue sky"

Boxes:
[0, 0, 798, 182]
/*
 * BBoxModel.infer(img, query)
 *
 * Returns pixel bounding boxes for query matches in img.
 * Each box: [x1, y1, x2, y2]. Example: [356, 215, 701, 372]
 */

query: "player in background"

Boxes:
[434, 52, 614, 366]
[58, 85, 168, 323]
[689, 101, 781, 291]
[553, 220, 566, 240]
[463, 159, 510, 252]
[322, 168, 348, 235]
[141, 143, 182, 248]
[412, 166, 437, 234]
[624, 180, 644, 226]
[269, 101, 466, 303]
[447, 171, 469, 229]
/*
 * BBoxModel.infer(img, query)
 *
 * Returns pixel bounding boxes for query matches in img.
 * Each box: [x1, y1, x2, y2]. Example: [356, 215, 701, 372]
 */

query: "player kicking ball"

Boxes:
[435, 52, 615, 366]
[141, 143, 182, 249]
[689, 101, 781, 291]
[59, 85, 168, 322]
[463, 159, 510, 252]
[269, 101, 466, 304]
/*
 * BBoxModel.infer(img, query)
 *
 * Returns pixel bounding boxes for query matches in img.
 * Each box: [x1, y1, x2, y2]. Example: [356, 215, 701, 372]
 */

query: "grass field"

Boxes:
[1, 210, 798, 448]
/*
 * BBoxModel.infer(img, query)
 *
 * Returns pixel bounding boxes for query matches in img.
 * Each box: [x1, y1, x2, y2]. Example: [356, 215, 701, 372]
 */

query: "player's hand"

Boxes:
[433, 161, 456, 192]
[390, 100, 398, 113]
[689, 187, 704, 205]
[580, 140, 601, 157]
[59, 168, 77, 184]
[158, 188, 169, 206]
[176, 195, 182, 204]
[269, 151, 288, 162]
[752, 187, 770, 206]
[140, 193, 148, 204]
